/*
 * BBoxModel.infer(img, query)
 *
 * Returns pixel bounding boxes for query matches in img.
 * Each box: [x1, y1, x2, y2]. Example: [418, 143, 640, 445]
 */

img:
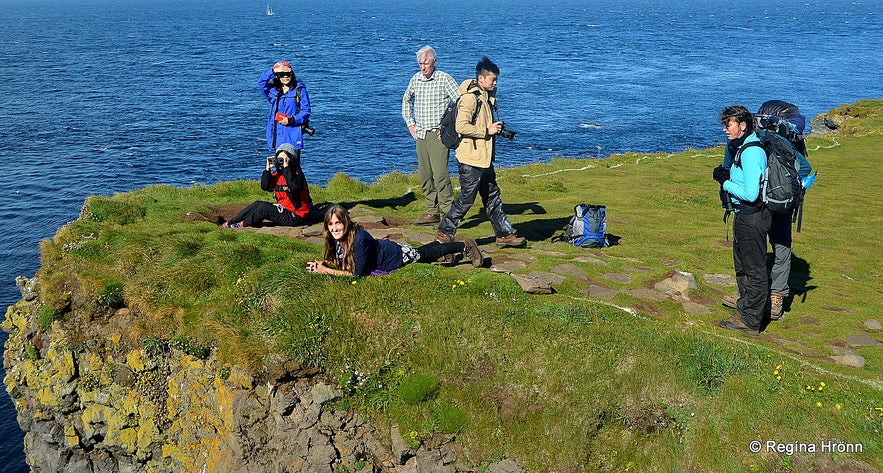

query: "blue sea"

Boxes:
[0, 0, 880, 470]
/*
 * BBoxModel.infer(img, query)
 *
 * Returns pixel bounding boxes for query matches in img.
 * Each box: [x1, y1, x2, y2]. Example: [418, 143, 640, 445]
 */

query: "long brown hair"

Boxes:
[322, 205, 360, 272]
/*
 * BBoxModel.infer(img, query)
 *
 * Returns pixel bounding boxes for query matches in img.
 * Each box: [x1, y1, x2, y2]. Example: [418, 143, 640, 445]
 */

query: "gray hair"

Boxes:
[416, 45, 437, 63]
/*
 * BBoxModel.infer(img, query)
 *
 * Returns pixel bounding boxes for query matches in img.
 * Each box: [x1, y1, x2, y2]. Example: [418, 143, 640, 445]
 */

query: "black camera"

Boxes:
[302, 119, 316, 136]
[267, 156, 285, 167]
[719, 189, 735, 211]
[498, 122, 517, 140]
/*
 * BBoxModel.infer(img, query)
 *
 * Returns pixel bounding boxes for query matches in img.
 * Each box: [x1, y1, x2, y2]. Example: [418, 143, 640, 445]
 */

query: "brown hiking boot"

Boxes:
[770, 292, 784, 320]
[719, 312, 760, 336]
[721, 294, 738, 309]
[496, 233, 527, 248]
[413, 212, 440, 226]
[435, 230, 453, 244]
[458, 237, 484, 268]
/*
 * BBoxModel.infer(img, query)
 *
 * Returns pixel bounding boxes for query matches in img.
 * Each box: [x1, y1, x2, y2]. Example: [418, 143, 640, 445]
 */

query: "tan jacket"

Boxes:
[454, 79, 496, 169]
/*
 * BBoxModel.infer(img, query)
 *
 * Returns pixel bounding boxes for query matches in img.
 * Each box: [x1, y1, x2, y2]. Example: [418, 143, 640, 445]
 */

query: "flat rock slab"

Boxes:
[681, 301, 711, 314]
[550, 264, 587, 279]
[511, 272, 564, 294]
[490, 260, 529, 273]
[602, 273, 632, 284]
[845, 334, 882, 347]
[573, 256, 606, 265]
[624, 288, 668, 302]
[587, 285, 618, 299]
[507, 252, 538, 263]
[864, 319, 882, 331]
[830, 354, 866, 369]
[704, 273, 737, 287]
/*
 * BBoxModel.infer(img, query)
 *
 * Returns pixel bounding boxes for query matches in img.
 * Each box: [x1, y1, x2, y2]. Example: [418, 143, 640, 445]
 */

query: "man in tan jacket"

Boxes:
[435, 57, 526, 248]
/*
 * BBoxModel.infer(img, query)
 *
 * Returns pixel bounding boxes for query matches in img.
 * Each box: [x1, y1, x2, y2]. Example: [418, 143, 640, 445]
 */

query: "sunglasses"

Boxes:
[274, 71, 293, 78]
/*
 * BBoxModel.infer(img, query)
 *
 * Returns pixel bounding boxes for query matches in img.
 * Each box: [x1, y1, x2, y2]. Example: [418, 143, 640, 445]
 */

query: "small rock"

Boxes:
[602, 273, 631, 284]
[704, 273, 737, 287]
[587, 285, 618, 299]
[486, 458, 526, 473]
[573, 255, 606, 265]
[681, 301, 711, 314]
[510, 272, 558, 294]
[15, 276, 39, 301]
[864, 319, 882, 331]
[390, 424, 414, 465]
[550, 263, 587, 279]
[844, 334, 882, 347]
[490, 260, 528, 273]
[307, 383, 340, 405]
[830, 354, 865, 369]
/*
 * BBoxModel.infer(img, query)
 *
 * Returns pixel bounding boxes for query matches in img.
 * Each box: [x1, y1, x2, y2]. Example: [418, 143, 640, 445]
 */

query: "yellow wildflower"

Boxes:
[351, 280, 357, 285]
[835, 404, 842, 410]
[816, 402, 822, 408]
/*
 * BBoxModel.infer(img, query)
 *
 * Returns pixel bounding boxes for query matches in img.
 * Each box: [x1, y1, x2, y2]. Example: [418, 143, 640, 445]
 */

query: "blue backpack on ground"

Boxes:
[555, 204, 610, 248]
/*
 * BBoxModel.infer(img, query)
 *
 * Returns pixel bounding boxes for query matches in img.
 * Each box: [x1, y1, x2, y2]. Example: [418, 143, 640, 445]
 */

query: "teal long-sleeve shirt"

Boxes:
[723, 132, 766, 205]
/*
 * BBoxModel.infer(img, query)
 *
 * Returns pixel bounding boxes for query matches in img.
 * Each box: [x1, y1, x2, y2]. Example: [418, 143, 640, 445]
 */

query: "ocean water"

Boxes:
[0, 0, 880, 470]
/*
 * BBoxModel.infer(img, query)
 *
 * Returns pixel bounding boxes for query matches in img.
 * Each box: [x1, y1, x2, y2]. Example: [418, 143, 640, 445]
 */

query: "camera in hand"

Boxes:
[267, 156, 286, 167]
[719, 189, 735, 211]
[301, 119, 316, 136]
[498, 122, 517, 140]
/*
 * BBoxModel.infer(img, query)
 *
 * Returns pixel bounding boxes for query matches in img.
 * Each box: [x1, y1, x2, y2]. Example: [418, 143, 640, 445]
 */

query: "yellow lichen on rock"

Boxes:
[126, 349, 154, 372]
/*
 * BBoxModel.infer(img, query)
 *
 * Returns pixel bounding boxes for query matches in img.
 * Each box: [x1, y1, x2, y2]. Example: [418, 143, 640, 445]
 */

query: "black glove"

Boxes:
[712, 165, 729, 185]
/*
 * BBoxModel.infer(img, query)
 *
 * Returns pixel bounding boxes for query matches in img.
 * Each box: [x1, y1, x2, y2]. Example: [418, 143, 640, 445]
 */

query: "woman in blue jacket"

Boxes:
[306, 205, 483, 277]
[713, 105, 771, 336]
[258, 61, 311, 153]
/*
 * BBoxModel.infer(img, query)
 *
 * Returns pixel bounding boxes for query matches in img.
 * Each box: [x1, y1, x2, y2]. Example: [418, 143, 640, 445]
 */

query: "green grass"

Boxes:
[30, 99, 883, 471]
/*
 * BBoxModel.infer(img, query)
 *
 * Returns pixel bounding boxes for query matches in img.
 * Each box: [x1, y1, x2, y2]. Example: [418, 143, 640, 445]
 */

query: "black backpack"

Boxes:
[736, 132, 802, 214]
[438, 91, 482, 149]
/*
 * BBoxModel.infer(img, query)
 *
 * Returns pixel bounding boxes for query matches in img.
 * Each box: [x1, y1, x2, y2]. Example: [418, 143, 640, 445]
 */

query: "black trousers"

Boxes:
[733, 207, 772, 329]
[415, 241, 464, 263]
[230, 201, 304, 227]
[438, 161, 514, 238]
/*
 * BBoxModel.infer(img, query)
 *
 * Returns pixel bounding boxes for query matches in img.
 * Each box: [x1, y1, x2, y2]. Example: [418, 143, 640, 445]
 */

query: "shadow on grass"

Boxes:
[786, 253, 816, 309]
[322, 192, 418, 212]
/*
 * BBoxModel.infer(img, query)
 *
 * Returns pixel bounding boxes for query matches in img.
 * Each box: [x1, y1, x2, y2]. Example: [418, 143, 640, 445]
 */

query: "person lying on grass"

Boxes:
[306, 205, 483, 276]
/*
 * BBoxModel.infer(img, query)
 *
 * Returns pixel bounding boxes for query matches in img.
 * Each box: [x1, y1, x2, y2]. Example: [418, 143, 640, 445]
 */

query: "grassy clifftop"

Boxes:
[24, 99, 883, 471]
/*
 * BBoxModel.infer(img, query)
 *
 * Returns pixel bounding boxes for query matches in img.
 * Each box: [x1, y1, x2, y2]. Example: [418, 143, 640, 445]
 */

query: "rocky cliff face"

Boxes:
[3, 277, 520, 473]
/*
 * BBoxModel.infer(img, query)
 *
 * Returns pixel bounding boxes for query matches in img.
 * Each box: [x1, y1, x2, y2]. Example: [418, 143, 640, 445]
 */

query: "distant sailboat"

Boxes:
[266, 5, 275, 16]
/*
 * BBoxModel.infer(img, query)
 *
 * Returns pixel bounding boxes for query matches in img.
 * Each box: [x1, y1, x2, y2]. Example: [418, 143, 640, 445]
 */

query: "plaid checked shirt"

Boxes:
[401, 70, 459, 139]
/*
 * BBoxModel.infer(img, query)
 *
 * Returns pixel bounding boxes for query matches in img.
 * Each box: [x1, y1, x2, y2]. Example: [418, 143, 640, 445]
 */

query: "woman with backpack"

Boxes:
[712, 105, 771, 336]
[306, 205, 483, 277]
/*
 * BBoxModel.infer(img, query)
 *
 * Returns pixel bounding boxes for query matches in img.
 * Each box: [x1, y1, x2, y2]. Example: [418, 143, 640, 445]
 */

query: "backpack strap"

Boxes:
[734, 141, 763, 168]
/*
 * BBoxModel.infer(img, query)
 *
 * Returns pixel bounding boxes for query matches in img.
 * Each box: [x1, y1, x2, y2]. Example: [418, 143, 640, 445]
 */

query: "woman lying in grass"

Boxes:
[306, 205, 483, 276]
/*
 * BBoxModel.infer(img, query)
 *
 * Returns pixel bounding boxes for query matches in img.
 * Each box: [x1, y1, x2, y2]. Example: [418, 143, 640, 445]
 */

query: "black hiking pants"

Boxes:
[230, 201, 304, 228]
[733, 205, 772, 329]
[416, 241, 465, 263]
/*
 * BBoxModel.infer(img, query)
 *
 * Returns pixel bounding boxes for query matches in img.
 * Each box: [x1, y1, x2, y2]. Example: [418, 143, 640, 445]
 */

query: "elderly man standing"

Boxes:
[402, 45, 459, 226]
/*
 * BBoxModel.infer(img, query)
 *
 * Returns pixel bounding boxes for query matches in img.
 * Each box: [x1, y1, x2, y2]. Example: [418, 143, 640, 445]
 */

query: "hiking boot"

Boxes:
[413, 212, 440, 226]
[496, 233, 527, 248]
[770, 292, 784, 321]
[721, 294, 738, 309]
[435, 230, 454, 244]
[458, 237, 484, 268]
[719, 312, 760, 336]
